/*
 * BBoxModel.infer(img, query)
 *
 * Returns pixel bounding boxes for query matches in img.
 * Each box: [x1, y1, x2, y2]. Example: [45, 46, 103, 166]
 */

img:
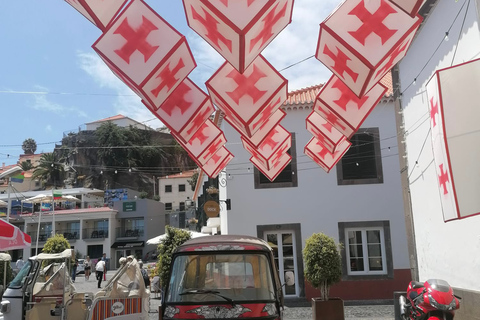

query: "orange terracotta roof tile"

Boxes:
[160, 169, 198, 179]
[380, 72, 393, 97]
[284, 84, 324, 105]
[88, 114, 126, 124]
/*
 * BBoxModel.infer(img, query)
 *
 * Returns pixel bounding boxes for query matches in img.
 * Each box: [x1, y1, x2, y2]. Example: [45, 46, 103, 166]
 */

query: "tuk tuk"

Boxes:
[160, 235, 285, 320]
[0, 249, 149, 320]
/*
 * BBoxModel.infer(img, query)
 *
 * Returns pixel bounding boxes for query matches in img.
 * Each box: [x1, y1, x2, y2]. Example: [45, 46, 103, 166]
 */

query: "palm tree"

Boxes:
[22, 138, 37, 155]
[19, 161, 34, 171]
[31, 153, 65, 188]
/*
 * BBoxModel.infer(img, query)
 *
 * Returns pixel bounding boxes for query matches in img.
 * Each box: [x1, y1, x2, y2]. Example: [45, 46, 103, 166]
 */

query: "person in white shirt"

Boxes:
[95, 258, 106, 289]
[15, 257, 25, 270]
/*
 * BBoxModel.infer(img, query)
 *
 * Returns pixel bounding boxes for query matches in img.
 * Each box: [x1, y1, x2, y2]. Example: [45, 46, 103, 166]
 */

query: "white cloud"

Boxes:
[45, 124, 52, 132]
[31, 85, 89, 118]
[77, 52, 163, 129]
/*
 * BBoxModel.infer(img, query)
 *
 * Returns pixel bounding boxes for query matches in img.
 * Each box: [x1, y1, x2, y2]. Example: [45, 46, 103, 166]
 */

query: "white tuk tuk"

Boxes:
[0, 250, 150, 320]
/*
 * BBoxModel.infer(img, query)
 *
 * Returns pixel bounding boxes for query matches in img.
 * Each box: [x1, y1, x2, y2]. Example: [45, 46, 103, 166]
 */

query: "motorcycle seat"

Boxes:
[411, 281, 424, 289]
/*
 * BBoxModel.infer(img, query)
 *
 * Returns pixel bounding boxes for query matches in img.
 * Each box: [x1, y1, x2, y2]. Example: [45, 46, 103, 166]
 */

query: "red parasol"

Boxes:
[0, 219, 32, 251]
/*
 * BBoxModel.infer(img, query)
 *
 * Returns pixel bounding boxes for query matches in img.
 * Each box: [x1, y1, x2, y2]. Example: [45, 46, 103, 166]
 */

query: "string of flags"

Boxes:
[64, 0, 424, 181]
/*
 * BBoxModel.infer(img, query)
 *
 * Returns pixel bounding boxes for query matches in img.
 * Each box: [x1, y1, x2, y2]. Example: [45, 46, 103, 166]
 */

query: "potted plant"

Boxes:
[303, 232, 344, 320]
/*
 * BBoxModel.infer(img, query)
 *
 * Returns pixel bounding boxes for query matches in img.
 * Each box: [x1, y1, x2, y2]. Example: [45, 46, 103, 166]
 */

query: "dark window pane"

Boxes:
[165, 203, 172, 211]
[369, 258, 383, 271]
[367, 230, 381, 244]
[367, 244, 382, 257]
[165, 185, 172, 193]
[179, 184, 186, 192]
[342, 133, 377, 180]
[350, 258, 364, 271]
[349, 244, 363, 258]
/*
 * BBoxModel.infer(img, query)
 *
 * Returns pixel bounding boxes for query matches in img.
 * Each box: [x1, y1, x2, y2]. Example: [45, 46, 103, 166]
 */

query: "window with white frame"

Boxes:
[338, 221, 393, 280]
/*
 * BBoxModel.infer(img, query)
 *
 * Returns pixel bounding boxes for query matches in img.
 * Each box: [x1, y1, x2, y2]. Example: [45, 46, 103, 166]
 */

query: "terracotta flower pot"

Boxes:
[311, 297, 345, 320]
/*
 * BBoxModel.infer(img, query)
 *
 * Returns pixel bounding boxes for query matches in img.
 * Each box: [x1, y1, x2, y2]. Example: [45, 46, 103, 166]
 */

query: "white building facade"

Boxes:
[222, 82, 410, 302]
[396, 1, 480, 318]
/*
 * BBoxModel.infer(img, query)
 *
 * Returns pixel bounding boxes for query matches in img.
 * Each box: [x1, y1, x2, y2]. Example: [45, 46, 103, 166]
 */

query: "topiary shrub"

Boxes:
[303, 233, 342, 301]
[155, 226, 192, 288]
[42, 234, 71, 267]
[0, 258, 14, 296]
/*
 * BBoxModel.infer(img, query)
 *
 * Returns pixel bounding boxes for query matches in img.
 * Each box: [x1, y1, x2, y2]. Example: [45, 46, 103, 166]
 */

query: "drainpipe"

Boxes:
[392, 66, 419, 281]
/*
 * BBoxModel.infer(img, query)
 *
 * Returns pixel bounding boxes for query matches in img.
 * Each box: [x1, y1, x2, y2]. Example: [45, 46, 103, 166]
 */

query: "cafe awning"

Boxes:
[111, 241, 144, 249]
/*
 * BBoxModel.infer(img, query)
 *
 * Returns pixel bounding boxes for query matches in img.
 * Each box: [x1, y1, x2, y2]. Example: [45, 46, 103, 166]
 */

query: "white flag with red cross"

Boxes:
[64, 0, 128, 31]
[92, 0, 196, 109]
[315, 0, 421, 97]
[242, 109, 286, 148]
[304, 137, 351, 173]
[207, 55, 287, 137]
[174, 119, 226, 166]
[251, 152, 292, 182]
[183, 0, 294, 73]
[306, 110, 347, 153]
[314, 75, 387, 138]
[242, 124, 291, 170]
[201, 146, 234, 178]
[425, 59, 480, 221]
[144, 78, 215, 144]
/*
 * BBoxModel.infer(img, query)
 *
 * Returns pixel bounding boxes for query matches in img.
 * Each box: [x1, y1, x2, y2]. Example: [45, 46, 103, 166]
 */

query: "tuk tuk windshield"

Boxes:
[8, 260, 33, 288]
[166, 253, 276, 303]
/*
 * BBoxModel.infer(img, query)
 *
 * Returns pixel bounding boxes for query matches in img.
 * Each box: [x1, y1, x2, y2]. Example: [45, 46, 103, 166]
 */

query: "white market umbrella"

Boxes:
[147, 229, 209, 245]
[0, 200, 7, 208]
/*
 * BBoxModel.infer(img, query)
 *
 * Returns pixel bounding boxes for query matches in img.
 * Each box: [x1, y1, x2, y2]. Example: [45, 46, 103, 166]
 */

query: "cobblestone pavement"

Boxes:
[48, 273, 395, 320]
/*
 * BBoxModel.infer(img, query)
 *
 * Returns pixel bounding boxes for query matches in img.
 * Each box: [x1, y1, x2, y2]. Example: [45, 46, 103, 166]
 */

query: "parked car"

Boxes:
[76, 258, 85, 275]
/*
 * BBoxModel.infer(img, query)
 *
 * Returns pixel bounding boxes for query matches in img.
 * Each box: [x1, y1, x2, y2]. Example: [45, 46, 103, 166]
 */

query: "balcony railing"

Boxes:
[115, 227, 144, 239]
[27, 232, 51, 243]
[83, 228, 109, 240]
[56, 229, 80, 241]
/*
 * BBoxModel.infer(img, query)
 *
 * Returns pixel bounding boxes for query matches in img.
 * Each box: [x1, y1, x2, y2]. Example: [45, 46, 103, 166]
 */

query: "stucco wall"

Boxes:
[398, 0, 480, 291]
[223, 98, 410, 270]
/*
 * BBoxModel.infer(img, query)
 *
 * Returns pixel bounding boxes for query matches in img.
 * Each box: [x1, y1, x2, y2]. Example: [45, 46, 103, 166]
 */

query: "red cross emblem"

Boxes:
[272, 144, 289, 168]
[114, 16, 159, 64]
[252, 97, 281, 130]
[160, 81, 192, 117]
[375, 40, 409, 79]
[187, 107, 213, 136]
[190, 123, 209, 145]
[322, 110, 347, 131]
[260, 129, 280, 151]
[203, 139, 224, 160]
[310, 126, 327, 144]
[429, 97, 439, 127]
[315, 141, 330, 160]
[348, 0, 397, 46]
[323, 45, 358, 82]
[151, 59, 185, 98]
[249, 2, 288, 51]
[332, 79, 369, 111]
[226, 65, 268, 105]
[323, 121, 334, 132]
[438, 163, 450, 195]
[191, 6, 232, 53]
[245, 142, 261, 158]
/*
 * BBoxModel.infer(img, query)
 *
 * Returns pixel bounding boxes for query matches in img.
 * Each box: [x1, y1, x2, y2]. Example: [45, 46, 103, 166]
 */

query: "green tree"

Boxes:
[31, 153, 65, 188]
[19, 161, 33, 171]
[188, 171, 199, 191]
[22, 138, 37, 155]
[0, 258, 14, 294]
[155, 226, 192, 288]
[95, 122, 128, 167]
[42, 234, 72, 267]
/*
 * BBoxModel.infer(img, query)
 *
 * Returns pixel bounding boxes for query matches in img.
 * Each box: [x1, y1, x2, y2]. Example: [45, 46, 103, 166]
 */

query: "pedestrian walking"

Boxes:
[139, 261, 150, 287]
[102, 253, 107, 281]
[72, 259, 78, 283]
[95, 257, 106, 289]
[84, 256, 91, 281]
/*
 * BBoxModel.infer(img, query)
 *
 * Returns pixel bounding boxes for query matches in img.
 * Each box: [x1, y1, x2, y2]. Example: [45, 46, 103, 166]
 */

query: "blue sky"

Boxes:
[0, 0, 340, 166]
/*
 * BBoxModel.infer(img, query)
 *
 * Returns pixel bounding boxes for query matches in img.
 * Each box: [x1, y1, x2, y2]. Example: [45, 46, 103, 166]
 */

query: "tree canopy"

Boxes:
[22, 138, 37, 155]
[31, 153, 65, 188]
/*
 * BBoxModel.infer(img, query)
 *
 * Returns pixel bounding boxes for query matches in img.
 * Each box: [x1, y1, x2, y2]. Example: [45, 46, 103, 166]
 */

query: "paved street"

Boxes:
[0, 271, 393, 320]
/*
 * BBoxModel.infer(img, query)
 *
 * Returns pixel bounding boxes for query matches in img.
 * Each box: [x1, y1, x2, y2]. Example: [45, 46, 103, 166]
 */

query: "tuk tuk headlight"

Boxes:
[1, 300, 11, 313]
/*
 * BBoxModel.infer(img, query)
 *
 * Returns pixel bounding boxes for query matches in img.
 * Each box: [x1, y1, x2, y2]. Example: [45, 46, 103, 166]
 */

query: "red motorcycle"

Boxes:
[399, 279, 461, 320]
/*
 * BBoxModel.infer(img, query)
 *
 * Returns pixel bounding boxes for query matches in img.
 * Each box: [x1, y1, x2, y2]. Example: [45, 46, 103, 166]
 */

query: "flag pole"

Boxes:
[6, 178, 11, 221]
[52, 189, 55, 237]
[36, 202, 42, 256]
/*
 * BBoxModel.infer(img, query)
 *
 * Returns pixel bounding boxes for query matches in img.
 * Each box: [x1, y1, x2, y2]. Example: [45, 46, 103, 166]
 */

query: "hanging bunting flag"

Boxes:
[207, 55, 287, 137]
[242, 109, 286, 148]
[250, 152, 292, 182]
[426, 58, 480, 221]
[92, 0, 196, 109]
[241, 125, 291, 170]
[143, 78, 215, 144]
[306, 111, 346, 153]
[64, 0, 128, 32]
[183, 0, 294, 73]
[10, 172, 25, 183]
[201, 146, 234, 178]
[304, 137, 351, 173]
[315, 0, 421, 97]
[314, 75, 387, 138]
[53, 190, 63, 200]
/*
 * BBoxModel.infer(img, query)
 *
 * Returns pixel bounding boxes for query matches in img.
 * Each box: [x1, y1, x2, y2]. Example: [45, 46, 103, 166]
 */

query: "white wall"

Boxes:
[223, 98, 410, 269]
[398, 0, 480, 289]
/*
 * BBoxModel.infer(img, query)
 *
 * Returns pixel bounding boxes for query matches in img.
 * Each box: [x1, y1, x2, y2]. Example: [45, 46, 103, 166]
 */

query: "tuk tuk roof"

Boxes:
[175, 234, 273, 253]
[31, 249, 72, 261]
